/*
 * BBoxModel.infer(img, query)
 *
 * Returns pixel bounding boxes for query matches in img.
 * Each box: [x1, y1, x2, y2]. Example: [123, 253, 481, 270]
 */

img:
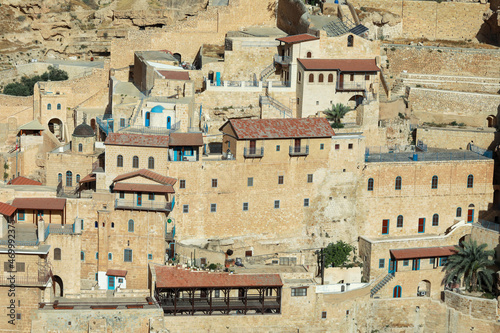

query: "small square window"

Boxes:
[322, 311, 327, 319]
[304, 198, 309, 207]
[148, 193, 155, 200]
[210, 203, 217, 213]
[120, 118, 125, 127]
[320, 143, 324, 150]
[183, 205, 189, 213]
[148, 254, 153, 260]
[243, 202, 249, 211]
[95, 252, 99, 260]
[16, 314, 21, 320]
[118, 278, 124, 283]
[379, 259, 385, 269]
[403, 260, 409, 266]
[278, 175, 284, 185]
[211, 179, 218, 188]
[316, 101, 319, 105]
[108, 253, 112, 261]
[179, 180, 186, 189]
[348, 143, 353, 149]
[430, 258, 435, 265]
[247, 177, 253, 187]
[307, 174, 313, 183]
[276, 145, 280, 152]
[274, 200, 280, 209]
[94, 221, 98, 228]
[365, 75, 370, 81]
[335, 144, 340, 150]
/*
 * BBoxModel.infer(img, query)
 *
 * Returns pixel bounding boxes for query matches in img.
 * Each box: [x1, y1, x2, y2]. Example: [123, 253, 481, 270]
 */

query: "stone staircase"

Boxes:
[370, 272, 395, 298]
[260, 62, 275, 81]
[390, 79, 406, 98]
[260, 93, 292, 118]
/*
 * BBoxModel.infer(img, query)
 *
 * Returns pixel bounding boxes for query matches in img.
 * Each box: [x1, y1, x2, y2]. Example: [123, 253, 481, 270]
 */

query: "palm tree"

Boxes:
[443, 240, 495, 292]
[323, 103, 350, 128]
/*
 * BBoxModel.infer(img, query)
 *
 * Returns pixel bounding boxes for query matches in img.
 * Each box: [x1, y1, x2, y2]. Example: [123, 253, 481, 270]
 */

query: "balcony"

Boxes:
[274, 54, 292, 66]
[337, 82, 366, 92]
[289, 145, 309, 156]
[244, 147, 264, 158]
[0, 268, 51, 287]
[115, 199, 173, 212]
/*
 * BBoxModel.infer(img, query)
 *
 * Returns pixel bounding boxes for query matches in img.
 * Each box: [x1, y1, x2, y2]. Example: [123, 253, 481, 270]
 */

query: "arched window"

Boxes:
[431, 175, 438, 189]
[395, 176, 402, 190]
[432, 214, 439, 226]
[456, 207, 462, 217]
[108, 253, 112, 261]
[57, 103, 61, 110]
[393, 285, 402, 298]
[132, 156, 139, 168]
[76, 174, 80, 183]
[308, 74, 314, 83]
[367, 178, 374, 191]
[47, 104, 52, 110]
[58, 173, 62, 183]
[117, 155, 123, 167]
[347, 35, 354, 47]
[78, 143, 83, 152]
[397, 215, 403, 228]
[128, 219, 134, 232]
[148, 157, 154, 169]
[306, 51, 312, 58]
[318, 74, 324, 83]
[111, 222, 115, 228]
[54, 248, 61, 261]
[328, 74, 334, 83]
[467, 174, 474, 188]
[66, 171, 72, 187]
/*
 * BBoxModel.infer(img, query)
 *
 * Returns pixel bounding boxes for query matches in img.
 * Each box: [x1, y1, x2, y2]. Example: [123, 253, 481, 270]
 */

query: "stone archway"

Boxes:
[417, 280, 431, 297]
[487, 115, 496, 128]
[53, 275, 64, 297]
[348, 95, 364, 108]
[173, 53, 182, 63]
[48, 118, 64, 141]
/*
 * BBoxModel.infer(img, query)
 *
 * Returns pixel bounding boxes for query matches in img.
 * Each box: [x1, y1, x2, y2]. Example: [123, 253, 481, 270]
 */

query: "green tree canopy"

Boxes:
[3, 66, 69, 96]
[444, 240, 495, 292]
[324, 241, 355, 267]
[323, 103, 350, 128]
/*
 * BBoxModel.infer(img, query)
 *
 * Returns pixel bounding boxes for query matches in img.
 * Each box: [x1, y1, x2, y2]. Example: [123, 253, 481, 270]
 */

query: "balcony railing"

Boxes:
[337, 82, 366, 91]
[274, 54, 292, 65]
[0, 269, 51, 287]
[115, 199, 173, 212]
[289, 145, 309, 156]
[244, 147, 264, 158]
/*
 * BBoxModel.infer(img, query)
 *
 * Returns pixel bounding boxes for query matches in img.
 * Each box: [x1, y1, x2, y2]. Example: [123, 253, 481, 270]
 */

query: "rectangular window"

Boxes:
[276, 145, 280, 152]
[278, 175, 284, 185]
[382, 219, 389, 235]
[13, 262, 23, 272]
[211, 179, 218, 188]
[124, 249, 133, 262]
[304, 198, 309, 207]
[274, 200, 280, 209]
[348, 143, 353, 149]
[4, 262, 14, 272]
[291, 288, 307, 296]
[365, 75, 370, 81]
[120, 118, 125, 127]
[18, 210, 25, 221]
[243, 202, 249, 211]
[350, 74, 354, 81]
[95, 221, 98, 228]
[403, 260, 409, 266]
[119, 192, 125, 199]
[322, 311, 327, 319]
[247, 177, 253, 187]
[307, 174, 313, 183]
[183, 205, 189, 213]
[335, 144, 340, 150]
[118, 278, 124, 283]
[179, 180, 186, 189]
[108, 253, 112, 261]
[439, 257, 447, 266]
[81, 251, 85, 261]
[81, 219, 84, 230]
[148, 254, 153, 260]
[95, 273, 98, 281]
[210, 203, 217, 213]
[214, 290, 220, 298]
[148, 193, 155, 201]
[96, 252, 99, 260]
[379, 259, 385, 269]
[430, 258, 435, 265]
[320, 143, 324, 150]
[245, 250, 253, 257]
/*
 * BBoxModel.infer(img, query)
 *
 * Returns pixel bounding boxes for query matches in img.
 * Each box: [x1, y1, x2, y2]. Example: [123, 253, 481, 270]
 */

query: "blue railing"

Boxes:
[96, 116, 114, 135]
[0, 239, 39, 246]
[469, 143, 493, 158]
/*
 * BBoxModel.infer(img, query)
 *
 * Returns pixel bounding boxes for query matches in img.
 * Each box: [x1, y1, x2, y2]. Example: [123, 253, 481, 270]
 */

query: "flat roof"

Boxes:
[157, 70, 190, 81]
[365, 150, 491, 163]
[298, 58, 380, 72]
[0, 245, 50, 254]
[12, 198, 66, 211]
[390, 246, 457, 260]
[276, 34, 319, 44]
[136, 50, 177, 62]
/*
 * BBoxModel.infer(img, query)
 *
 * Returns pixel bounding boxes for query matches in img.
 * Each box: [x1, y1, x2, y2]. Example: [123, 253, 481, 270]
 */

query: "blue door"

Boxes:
[145, 112, 150, 127]
[108, 276, 115, 290]
[412, 259, 420, 271]
[137, 193, 142, 207]
[388, 259, 396, 274]
[167, 116, 171, 130]
[216, 72, 221, 86]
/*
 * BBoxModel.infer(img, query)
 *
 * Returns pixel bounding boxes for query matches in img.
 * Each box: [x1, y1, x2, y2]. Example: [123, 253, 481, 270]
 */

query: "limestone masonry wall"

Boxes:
[445, 290, 499, 322]
[416, 127, 497, 150]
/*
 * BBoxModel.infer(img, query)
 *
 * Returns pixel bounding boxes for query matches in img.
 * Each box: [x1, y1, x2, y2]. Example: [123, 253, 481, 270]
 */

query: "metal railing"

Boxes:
[47, 223, 77, 235]
[244, 147, 264, 158]
[478, 220, 500, 233]
[469, 143, 493, 158]
[416, 140, 428, 152]
[115, 199, 173, 212]
[274, 54, 292, 65]
[96, 116, 114, 135]
[120, 125, 178, 135]
[338, 82, 366, 91]
[0, 269, 51, 287]
[365, 149, 490, 163]
[289, 145, 309, 156]
[0, 239, 39, 246]
[260, 62, 275, 81]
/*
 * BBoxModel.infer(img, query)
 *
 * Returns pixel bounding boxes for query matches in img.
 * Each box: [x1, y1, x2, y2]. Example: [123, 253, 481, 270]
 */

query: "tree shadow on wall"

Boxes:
[476, 11, 500, 47]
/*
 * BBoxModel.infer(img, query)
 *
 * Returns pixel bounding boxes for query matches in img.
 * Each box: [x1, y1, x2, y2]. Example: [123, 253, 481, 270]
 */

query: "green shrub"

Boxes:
[16, 15, 26, 22]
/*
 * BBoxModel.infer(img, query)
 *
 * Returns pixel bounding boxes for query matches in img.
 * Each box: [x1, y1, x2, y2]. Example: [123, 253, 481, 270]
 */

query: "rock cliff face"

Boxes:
[0, 0, 207, 68]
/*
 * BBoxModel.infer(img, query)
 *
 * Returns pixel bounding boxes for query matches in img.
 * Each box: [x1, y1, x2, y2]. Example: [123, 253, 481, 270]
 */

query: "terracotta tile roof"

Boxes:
[79, 173, 96, 184]
[390, 246, 457, 260]
[106, 269, 127, 277]
[276, 34, 319, 44]
[113, 169, 177, 186]
[0, 202, 17, 216]
[113, 182, 174, 193]
[155, 266, 283, 289]
[297, 58, 380, 72]
[7, 176, 42, 186]
[221, 118, 335, 140]
[12, 198, 66, 211]
[104, 133, 169, 148]
[169, 133, 204, 146]
[158, 70, 190, 81]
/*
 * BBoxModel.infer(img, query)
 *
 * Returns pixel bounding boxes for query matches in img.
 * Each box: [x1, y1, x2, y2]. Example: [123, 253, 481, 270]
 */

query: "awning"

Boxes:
[79, 173, 96, 184]
[12, 198, 66, 211]
[0, 202, 17, 216]
[169, 133, 204, 146]
[106, 269, 127, 277]
[113, 182, 174, 194]
[390, 246, 457, 260]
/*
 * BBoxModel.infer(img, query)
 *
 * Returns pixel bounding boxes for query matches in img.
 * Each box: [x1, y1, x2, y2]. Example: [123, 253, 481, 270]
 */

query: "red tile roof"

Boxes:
[298, 58, 380, 72]
[0, 202, 17, 216]
[113, 182, 174, 193]
[106, 269, 127, 277]
[169, 133, 204, 146]
[276, 34, 319, 44]
[158, 70, 190, 81]
[113, 169, 177, 186]
[79, 173, 96, 184]
[390, 246, 457, 260]
[7, 176, 42, 186]
[105, 133, 169, 148]
[221, 118, 335, 140]
[155, 266, 283, 289]
[12, 198, 66, 211]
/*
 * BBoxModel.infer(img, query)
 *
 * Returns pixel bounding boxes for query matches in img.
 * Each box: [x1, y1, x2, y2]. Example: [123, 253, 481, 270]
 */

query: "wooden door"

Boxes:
[418, 218, 425, 233]
[294, 139, 301, 153]
[249, 140, 256, 154]
[339, 74, 344, 89]
[467, 209, 474, 223]
[382, 219, 389, 234]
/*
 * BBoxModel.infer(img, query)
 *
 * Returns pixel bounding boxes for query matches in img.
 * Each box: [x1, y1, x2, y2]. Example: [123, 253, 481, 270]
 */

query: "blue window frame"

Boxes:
[276, 145, 280, 151]
[274, 200, 280, 209]
[95, 273, 98, 281]
[382, 219, 389, 235]
[148, 254, 153, 260]
[393, 285, 402, 298]
[94, 221, 98, 228]
[367, 178, 374, 191]
[379, 259, 385, 269]
[403, 260, 409, 266]
[66, 170, 72, 187]
[397, 215, 403, 228]
[210, 203, 217, 213]
[395, 176, 402, 190]
[431, 175, 438, 189]
[18, 210, 25, 221]
[124, 249, 133, 262]
[81, 251, 85, 261]
[243, 202, 249, 211]
[57, 103, 61, 110]
[432, 214, 439, 226]
[148, 193, 155, 201]
[47, 104, 52, 110]
[128, 219, 134, 232]
[439, 257, 448, 266]
[456, 207, 462, 217]
[412, 259, 420, 271]
[429, 258, 435, 265]
[95, 252, 99, 260]
[467, 174, 474, 188]
[58, 173, 62, 183]
[108, 253, 112, 260]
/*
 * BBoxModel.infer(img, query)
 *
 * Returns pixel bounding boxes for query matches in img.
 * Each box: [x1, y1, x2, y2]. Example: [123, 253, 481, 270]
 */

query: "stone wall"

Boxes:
[416, 127, 497, 151]
[470, 224, 500, 264]
[445, 290, 499, 322]
[276, 0, 310, 35]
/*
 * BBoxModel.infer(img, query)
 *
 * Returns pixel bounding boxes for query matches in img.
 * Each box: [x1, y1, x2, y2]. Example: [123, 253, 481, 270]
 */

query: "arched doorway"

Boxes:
[173, 53, 182, 63]
[90, 118, 96, 132]
[348, 95, 364, 108]
[487, 115, 496, 128]
[467, 204, 475, 223]
[393, 285, 402, 298]
[417, 280, 431, 297]
[53, 275, 64, 297]
[48, 118, 64, 141]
